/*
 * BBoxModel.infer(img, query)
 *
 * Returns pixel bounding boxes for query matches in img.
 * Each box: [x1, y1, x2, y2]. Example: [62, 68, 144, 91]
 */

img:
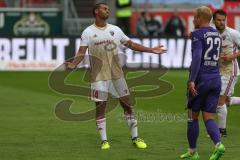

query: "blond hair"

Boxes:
[196, 6, 212, 22]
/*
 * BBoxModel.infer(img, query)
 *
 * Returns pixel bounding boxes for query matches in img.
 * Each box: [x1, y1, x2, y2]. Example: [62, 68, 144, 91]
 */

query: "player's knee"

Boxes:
[191, 114, 199, 120]
[218, 96, 227, 106]
[225, 97, 230, 105]
[187, 116, 199, 123]
[202, 112, 214, 122]
[203, 117, 214, 122]
[120, 100, 133, 114]
[119, 98, 133, 114]
[218, 101, 225, 106]
[187, 118, 198, 123]
[96, 101, 107, 107]
[119, 96, 131, 105]
[188, 110, 199, 120]
[95, 101, 107, 117]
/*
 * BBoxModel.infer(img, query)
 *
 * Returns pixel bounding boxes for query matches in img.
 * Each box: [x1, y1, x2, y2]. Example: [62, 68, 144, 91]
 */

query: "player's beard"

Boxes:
[102, 14, 109, 20]
[216, 25, 225, 32]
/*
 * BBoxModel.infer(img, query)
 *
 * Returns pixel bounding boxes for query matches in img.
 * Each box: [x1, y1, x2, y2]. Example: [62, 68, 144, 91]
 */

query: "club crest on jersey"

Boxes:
[109, 30, 114, 36]
[222, 35, 226, 40]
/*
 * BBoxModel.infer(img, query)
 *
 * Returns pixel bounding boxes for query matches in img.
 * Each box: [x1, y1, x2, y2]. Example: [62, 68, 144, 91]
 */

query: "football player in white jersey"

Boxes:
[213, 9, 240, 137]
[65, 3, 167, 149]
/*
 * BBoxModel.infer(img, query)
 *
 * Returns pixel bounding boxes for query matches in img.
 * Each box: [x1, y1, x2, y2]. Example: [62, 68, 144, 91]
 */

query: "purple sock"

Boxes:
[187, 119, 199, 149]
[205, 119, 221, 145]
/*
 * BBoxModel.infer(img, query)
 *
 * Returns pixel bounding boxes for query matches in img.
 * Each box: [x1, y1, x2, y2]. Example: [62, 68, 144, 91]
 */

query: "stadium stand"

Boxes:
[0, 0, 6, 7]
[73, 0, 95, 18]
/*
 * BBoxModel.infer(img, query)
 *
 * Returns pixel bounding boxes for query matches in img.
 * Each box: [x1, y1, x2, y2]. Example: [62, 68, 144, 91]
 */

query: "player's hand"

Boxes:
[152, 45, 167, 54]
[221, 54, 235, 62]
[188, 81, 198, 96]
[65, 61, 77, 70]
[188, 32, 193, 39]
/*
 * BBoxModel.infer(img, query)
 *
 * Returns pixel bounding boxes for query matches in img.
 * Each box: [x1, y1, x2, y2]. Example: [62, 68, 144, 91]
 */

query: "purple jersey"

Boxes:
[187, 26, 222, 113]
[189, 27, 222, 82]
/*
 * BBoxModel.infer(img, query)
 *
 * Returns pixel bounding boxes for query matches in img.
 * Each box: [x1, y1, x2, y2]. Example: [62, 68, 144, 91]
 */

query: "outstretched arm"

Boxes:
[65, 46, 88, 69]
[124, 40, 167, 54]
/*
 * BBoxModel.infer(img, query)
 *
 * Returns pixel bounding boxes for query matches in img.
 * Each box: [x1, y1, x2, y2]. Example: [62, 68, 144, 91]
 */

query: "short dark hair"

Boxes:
[92, 3, 107, 17]
[213, 9, 227, 20]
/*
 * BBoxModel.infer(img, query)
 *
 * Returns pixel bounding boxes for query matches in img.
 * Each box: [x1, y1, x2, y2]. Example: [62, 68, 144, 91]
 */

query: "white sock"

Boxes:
[125, 114, 138, 139]
[215, 142, 221, 148]
[189, 148, 196, 154]
[96, 118, 107, 141]
[217, 104, 227, 129]
[230, 97, 240, 106]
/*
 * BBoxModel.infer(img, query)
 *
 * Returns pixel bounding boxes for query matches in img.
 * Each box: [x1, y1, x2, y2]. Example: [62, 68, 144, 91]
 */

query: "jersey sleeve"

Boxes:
[116, 26, 130, 45]
[191, 31, 202, 51]
[231, 29, 240, 48]
[189, 31, 203, 82]
[80, 29, 89, 46]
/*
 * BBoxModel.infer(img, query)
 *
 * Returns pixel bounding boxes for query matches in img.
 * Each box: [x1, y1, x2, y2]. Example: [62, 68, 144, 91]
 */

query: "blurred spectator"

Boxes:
[136, 12, 163, 37]
[20, 0, 59, 7]
[164, 10, 185, 37]
[116, 0, 132, 35]
[145, 13, 162, 36]
[136, 12, 149, 36]
[0, 0, 6, 7]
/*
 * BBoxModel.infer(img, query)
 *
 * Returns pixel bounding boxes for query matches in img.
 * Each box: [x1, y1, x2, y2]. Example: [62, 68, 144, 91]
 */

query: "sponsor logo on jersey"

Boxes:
[192, 37, 198, 42]
[94, 39, 114, 46]
[109, 30, 114, 36]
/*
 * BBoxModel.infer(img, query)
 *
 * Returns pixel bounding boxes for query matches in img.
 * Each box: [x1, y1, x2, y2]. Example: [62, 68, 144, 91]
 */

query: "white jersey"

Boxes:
[219, 27, 240, 76]
[80, 23, 130, 82]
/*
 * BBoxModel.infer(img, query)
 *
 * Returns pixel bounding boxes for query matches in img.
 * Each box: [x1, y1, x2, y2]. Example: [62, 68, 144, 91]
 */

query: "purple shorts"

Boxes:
[187, 77, 221, 113]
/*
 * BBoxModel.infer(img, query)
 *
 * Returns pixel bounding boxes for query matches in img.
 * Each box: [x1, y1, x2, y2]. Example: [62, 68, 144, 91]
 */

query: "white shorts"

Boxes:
[220, 75, 238, 96]
[90, 78, 130, 101]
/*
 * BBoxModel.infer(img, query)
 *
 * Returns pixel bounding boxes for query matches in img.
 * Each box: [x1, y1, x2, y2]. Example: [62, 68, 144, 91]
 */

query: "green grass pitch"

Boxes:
[0, 70, 239, 160]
